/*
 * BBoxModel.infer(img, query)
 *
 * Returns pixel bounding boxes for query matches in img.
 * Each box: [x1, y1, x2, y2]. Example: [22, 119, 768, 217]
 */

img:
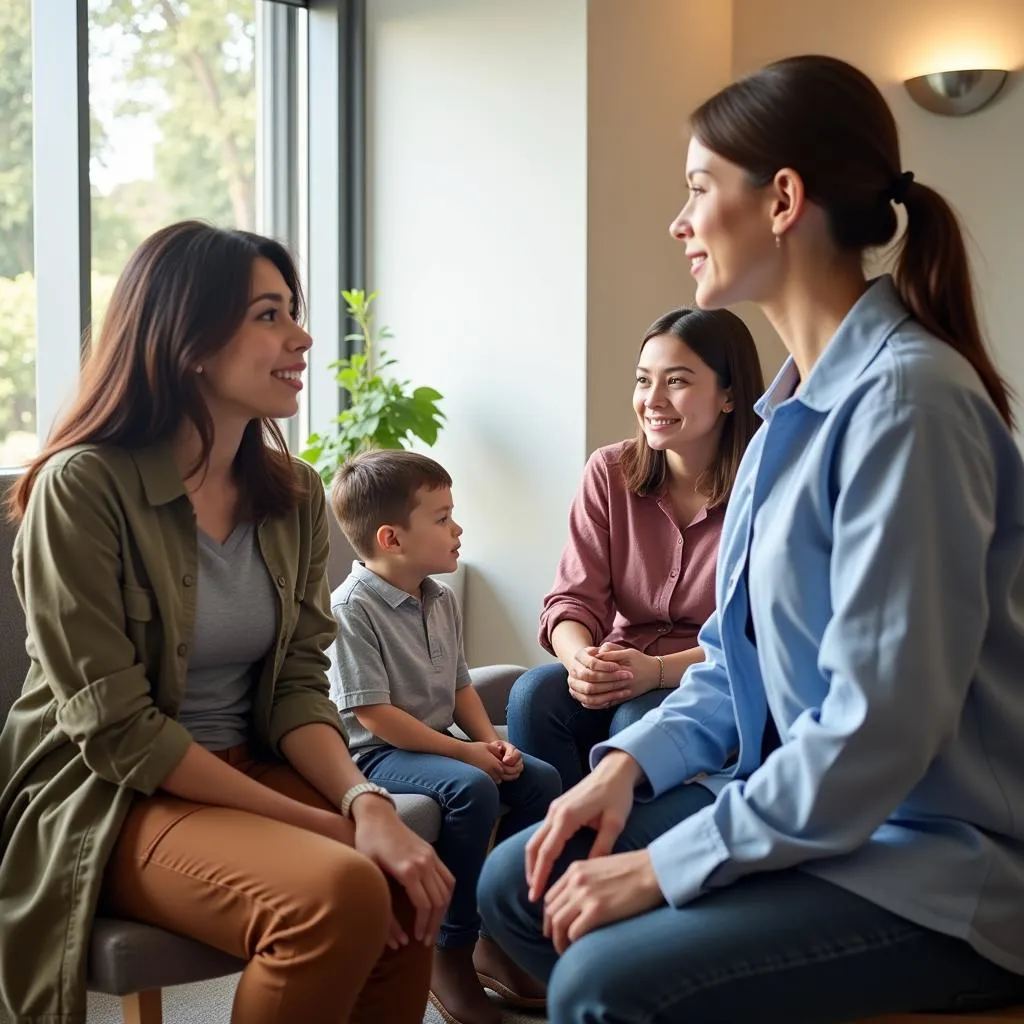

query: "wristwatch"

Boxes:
[340, 782, 396, 819]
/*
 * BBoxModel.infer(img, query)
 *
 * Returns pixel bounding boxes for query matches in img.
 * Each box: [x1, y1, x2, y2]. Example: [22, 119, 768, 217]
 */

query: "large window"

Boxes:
[88, 1, 261, 329]
[1, 0, 338, 469]
[0, 0, 35, 467]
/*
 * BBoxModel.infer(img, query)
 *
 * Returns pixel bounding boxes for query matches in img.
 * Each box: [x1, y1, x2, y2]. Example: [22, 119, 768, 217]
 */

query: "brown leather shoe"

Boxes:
[429, 945, 502, 1024]
[473, 935, 547, 1010]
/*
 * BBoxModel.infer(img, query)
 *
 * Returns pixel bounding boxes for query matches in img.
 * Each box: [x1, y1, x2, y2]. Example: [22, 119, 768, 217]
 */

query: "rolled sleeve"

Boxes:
[268, 475, 347, 753]
[17, 457, 194, 794]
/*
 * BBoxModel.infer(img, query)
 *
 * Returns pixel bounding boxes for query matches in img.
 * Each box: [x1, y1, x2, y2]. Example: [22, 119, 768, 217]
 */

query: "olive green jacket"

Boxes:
[0, 443, 345, 1024]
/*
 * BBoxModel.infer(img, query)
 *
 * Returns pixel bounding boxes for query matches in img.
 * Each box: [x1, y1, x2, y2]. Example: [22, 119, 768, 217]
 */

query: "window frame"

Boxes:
[22, 0, 365, 458]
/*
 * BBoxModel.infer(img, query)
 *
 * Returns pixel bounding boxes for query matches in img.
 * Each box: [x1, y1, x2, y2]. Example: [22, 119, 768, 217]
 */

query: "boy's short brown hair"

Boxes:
[330, 449, 453, 560]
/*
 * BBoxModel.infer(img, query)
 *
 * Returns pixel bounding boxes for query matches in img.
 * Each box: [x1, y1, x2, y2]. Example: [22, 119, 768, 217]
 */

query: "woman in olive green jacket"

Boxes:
[0, 221, 454, 1024]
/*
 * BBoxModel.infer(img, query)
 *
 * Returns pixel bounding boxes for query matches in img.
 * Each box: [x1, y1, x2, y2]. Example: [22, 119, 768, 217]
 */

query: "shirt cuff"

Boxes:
[646, 804, 729, 906]
[123, 716, 194, 795]
[591, 719, 693, 799]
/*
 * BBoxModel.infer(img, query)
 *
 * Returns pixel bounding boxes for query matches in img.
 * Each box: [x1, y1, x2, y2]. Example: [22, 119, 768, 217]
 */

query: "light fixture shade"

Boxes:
[904, 69, 1009, 116]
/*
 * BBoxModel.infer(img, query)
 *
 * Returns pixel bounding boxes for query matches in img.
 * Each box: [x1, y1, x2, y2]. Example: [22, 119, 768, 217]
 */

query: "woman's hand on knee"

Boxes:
[524, 751, 641, 901]
[543, 849, 663, 954]
[352, 800, 455, 947]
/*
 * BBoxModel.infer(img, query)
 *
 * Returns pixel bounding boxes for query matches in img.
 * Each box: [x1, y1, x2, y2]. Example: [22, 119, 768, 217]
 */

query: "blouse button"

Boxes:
[677, 537, 682, 546]
[182, 573, 194, 587]
[669, 569, 678, 578]
[176, 643, 188, 657]
[276, 575, 286, 587]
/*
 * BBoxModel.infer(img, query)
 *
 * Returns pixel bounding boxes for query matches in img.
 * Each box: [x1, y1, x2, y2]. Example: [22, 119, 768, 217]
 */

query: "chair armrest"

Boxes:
[468, 664, 526, 726]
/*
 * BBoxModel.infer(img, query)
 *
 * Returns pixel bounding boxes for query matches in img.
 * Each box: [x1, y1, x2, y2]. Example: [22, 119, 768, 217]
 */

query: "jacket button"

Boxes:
[276, 575, 286, 587]
[177, 643, 188, 657]
[182, 574, 194, 587]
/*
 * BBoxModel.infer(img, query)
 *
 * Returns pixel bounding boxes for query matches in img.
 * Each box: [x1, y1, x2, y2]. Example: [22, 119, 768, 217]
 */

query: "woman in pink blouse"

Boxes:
[507, 307, 764, 789]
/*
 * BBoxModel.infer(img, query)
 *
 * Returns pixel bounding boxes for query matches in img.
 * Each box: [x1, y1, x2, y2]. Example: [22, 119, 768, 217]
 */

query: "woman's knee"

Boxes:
[507, 663, 571, 725]
[312, 848, 392, 945]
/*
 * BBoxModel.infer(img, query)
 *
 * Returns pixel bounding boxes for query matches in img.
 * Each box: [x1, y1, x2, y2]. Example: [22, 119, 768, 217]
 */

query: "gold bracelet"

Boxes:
[656, 655, 665, 688]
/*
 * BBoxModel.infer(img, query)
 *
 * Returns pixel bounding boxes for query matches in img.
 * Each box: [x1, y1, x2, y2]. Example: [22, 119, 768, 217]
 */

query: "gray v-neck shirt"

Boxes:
[178, 523, 278, 751]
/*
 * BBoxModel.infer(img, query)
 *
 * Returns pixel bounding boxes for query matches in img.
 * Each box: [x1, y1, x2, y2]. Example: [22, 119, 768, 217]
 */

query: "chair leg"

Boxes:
[121, 989, 162, 1024]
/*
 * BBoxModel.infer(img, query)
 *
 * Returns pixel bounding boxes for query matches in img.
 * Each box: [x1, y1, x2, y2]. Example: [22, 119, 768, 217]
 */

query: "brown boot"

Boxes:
[429, 944, 502, 1024]
[473, 935, 547, 1010]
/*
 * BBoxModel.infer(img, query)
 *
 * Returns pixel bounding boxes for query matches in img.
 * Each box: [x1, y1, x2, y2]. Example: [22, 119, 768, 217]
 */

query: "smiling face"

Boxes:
[669, 137, 779, 309]
[392, 485, 463, 577]
[197, 256, 311, 423]
[633, 332, 732, 455]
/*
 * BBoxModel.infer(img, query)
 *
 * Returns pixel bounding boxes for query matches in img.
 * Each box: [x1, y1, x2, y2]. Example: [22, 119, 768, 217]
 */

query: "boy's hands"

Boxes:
[458, 740, 523, 783]
[458, 741, 506, 782]
[488, 739, 525, 780]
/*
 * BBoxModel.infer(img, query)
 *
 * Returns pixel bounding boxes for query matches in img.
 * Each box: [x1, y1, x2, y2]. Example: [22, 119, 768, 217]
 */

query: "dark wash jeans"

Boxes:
[358, 742, 561, 949]
[506, 661, 669, 792]
[478, 781, 1024, 1024]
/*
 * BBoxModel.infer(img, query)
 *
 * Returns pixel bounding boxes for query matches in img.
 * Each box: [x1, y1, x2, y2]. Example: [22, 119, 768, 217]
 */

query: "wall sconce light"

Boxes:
[904, 69, 1009, 116]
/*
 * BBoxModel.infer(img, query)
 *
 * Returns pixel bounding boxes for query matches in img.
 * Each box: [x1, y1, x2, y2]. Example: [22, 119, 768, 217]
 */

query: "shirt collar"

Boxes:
[754, 275, 911, 421]
[129, 442, 188, 507]
[350, 560, 444, 609]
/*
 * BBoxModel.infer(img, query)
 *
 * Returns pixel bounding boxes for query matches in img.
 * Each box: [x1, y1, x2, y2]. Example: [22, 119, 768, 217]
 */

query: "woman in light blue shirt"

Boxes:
[478, 55, 1024, 1023]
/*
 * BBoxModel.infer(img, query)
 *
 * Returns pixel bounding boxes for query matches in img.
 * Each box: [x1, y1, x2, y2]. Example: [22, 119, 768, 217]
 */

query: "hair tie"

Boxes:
[886, 170, 915, 206]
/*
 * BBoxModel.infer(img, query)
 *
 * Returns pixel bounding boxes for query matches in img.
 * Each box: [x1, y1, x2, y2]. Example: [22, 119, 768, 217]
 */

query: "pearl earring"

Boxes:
[195, 365, 204, 375]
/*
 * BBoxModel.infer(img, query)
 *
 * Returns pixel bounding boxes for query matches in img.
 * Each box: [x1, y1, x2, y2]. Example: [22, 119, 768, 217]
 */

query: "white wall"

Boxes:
[367, 0, 589, 666]
[731, 0, 1024, 408]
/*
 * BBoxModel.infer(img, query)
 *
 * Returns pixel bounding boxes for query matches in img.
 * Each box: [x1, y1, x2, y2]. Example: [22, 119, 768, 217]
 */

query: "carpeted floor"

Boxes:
[72, 975, 547, 1024]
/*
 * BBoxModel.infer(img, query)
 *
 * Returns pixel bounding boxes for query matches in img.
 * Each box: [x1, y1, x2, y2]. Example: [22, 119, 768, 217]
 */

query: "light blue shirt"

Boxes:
[595, 276, 1024, 974]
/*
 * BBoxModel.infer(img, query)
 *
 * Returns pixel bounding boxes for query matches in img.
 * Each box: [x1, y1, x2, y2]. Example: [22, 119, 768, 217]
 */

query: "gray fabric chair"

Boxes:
[0, 478, 524, 1024]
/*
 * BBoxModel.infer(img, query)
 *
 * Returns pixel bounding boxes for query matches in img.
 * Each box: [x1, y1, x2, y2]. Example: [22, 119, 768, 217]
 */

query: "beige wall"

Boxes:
[585, 0, 733, 451]
[366, 0, 1024, 666]
[731, 0, 1024, 406]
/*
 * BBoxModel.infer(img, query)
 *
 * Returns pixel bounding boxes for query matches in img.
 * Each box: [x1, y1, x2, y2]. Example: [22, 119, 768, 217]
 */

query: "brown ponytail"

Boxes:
[895, 181, 1013, 427]
[690, 55, 1014, 429]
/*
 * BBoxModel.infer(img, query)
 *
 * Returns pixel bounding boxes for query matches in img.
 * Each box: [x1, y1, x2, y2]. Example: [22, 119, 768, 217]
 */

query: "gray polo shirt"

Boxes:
[328, 561, 472, 758]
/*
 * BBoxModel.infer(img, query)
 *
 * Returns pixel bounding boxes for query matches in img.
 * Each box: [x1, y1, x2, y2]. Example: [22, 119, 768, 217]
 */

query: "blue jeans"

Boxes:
[478, 782, 1024, 1023]
[359, 743, 561, 949]
[506, 662, 669, 791]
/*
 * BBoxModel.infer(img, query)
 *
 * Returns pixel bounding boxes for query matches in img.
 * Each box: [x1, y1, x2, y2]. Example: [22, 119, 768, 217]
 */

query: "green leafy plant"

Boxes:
[301, 289, 445, 483]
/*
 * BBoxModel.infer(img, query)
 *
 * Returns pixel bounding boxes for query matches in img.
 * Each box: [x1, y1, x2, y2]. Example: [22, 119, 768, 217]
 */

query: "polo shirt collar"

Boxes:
[349, 560, 444, 608]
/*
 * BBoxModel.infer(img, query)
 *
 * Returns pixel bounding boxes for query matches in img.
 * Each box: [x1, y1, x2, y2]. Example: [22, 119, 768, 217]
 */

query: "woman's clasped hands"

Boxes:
[566, 642, 663, 709]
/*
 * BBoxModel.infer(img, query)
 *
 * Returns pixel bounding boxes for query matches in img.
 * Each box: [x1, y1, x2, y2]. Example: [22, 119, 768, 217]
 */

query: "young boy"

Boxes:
[328, 450, 561, 1024]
